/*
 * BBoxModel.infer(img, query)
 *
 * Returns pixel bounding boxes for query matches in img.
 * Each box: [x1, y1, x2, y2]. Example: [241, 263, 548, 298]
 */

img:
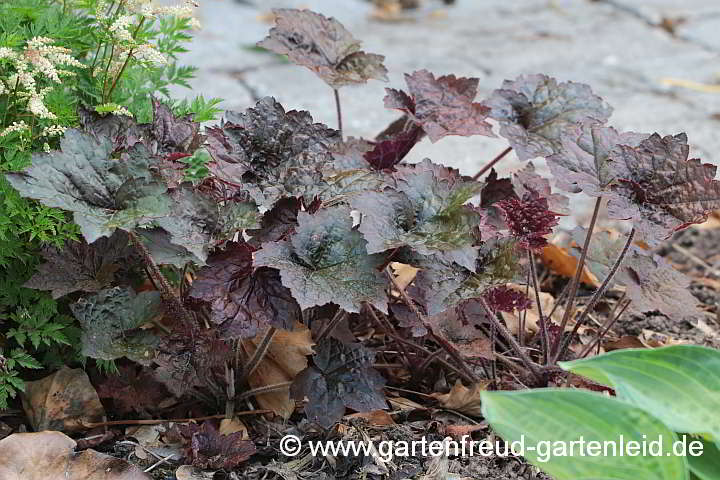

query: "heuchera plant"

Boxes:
[5, 9, 720, 448]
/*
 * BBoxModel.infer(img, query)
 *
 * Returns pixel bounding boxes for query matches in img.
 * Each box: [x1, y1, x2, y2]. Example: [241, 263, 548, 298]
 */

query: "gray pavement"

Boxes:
[170, 0, 720, 222]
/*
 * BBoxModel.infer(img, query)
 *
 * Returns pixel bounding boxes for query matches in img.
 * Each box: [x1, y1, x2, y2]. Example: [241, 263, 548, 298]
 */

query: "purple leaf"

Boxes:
[188, 241, 301, 339]
[607, 133, 720, 245]
[257, 9, 388, 89]
[384, 69, 493, 142]
[485, 74, 612, 161]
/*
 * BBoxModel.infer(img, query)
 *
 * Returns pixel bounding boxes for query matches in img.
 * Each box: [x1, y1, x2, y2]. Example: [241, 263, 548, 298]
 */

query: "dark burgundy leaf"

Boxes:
[384, 69, 493, 142]
[24, 231, 132, 299]
[179, 421, 255, 470]
[290, 338, 386, 428]
[96, 365, 169, 414]
[257, 9, 388, 89]
[205, 97, 340, 208]
[364, 124, 424, 169]
[606, 133, 720, 244]
[188, 241, 300, 339]
[247, 197, 301, 247]
[480, 169, 513, 208]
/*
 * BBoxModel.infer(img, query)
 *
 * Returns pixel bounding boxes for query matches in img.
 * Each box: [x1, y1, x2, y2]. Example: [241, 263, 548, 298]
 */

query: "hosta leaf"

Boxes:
[481, 389, 687, 480]
[254, 206, 388, 313]
[205, 98, 340, 208]
[606, 133, 720, 244]
[291, 337, 386, 428]
[686, 437, 720, 480]
[548, 124, 648, 196]
[257, 9, 388, 89]
[24, 231, 132, 299]
[5, 130, 171, 243]
[188, 241, 300, 339]
[560, 345, 720, 439]
[70, 287, 163, 363]
[572, 227, 700, 318]
[351, 159, 483, 268]
[485, 74, 612, 161]
[384, 70, 493, 142]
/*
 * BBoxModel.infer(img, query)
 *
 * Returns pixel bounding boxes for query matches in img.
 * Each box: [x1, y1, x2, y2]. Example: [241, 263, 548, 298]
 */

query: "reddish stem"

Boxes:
[472, 146, 512, 180]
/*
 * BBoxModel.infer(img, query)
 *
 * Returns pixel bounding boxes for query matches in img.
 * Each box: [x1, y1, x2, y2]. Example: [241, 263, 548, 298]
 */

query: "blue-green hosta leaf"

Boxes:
[70, 287, 163, 363]
[561, 345, 720, 440]
[254, 206, 388, 313]
[485, 74, 612, 161]
[205, 97, 341, 209]
[481, 388, 688, 480]
[685, 437, 720, 480]
[4, 130, 170, 243]
[351, 159, 483, 269]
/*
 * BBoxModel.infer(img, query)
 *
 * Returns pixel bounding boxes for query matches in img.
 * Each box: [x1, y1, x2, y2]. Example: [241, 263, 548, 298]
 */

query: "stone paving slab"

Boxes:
[170, 0, 720, 222]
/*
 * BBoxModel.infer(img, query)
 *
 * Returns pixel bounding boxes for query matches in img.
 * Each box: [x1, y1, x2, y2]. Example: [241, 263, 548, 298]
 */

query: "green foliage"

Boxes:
[0, 0, 219, 409]
[482, 346, 720, 479]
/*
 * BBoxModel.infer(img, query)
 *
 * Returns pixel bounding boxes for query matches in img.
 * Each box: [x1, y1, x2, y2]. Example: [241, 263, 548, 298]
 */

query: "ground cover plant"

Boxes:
[1, 5, 720, 479]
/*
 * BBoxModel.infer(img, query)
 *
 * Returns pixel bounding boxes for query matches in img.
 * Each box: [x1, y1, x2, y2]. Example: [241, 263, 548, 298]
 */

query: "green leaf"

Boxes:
[560, 345, 720, 440]
[481, 388, 688, 480]
[10, 349, 42, 369]
[686, 437, 720, 480]
[254, 206, 388, 313]
[70, 287, 163, 363]
[4, 130, 170, 243]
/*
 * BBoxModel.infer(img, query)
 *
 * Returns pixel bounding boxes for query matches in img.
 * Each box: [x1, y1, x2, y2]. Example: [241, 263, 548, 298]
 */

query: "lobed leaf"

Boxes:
[24, 231, 132, 299]
[352, 159, 483, 268]
[257, 9, 388, 89]
[384, 69, 493, 142]
[188, 241, 300, 339]
[291, 337, 386, 428]
[205, 97, 341, 209]
[606, 133, 720, 245]
[485, 74, 612, 161]
[254, 206, 388, 313]
[70, 287, 163, 363]
[548, 124, 648, 196]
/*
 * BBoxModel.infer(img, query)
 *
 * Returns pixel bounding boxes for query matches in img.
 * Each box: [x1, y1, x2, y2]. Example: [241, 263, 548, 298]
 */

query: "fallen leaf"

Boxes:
[346, 410, 396, 426]
[540, 243, 599, 287]
[21, 367, 104, 433]
[388, 396, 425, 411]
[390, 262, 420, 291]
[126, 424, 183, 461]
[639, 329, 685, 348]
[245, 322, 314, 419]
[0, 431, 150, 479]
[604, 336, 646, 351]
[430, 380, 490, 417]
[219, 418, 250, 439]
[178, 421, 255, 470]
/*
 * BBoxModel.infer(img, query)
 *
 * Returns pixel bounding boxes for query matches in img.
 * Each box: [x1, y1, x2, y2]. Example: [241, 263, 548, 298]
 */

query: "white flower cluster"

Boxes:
[0, 121, 29, 137]
[1, 37, 85, 123]
[97, 103, 134, 117]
